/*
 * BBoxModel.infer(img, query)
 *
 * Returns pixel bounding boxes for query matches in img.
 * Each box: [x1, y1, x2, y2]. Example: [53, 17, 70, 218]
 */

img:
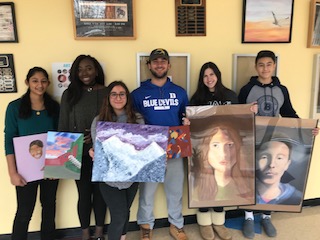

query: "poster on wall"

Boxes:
[72, 0, 135, 39]
[0, 54, 17, 93]
[52, 62, 72, 101]
[0, 2, 18, 43]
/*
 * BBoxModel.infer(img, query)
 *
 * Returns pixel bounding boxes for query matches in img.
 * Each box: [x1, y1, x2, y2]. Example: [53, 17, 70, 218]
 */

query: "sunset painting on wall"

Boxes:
[242, 0, 294, 43]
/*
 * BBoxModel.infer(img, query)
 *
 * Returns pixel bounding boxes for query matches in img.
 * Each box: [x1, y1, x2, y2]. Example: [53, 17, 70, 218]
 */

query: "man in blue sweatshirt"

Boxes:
[131, 48, 189, 240]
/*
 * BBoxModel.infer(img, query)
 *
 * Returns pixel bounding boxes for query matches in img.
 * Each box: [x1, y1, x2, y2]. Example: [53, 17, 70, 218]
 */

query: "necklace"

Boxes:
[87, 81, 97, 92]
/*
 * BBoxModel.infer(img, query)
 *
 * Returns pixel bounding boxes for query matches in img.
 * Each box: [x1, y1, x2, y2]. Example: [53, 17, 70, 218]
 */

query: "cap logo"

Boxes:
[154, 49, 166, 55]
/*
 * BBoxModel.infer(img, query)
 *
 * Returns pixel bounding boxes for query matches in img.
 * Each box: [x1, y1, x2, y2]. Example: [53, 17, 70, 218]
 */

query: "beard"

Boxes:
[150, 68, 168, 79]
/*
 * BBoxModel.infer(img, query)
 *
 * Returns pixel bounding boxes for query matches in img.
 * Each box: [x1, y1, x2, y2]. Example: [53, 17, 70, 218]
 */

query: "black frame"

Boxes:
[0, 2, 18, 43]
[72, 0, 135, 40]
[242, 0, 294, 43]
[0, 54, 17, 93]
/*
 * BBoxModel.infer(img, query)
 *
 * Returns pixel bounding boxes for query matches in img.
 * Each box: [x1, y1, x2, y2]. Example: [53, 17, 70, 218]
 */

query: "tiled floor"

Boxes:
[70, 205, 320, 240]
[1, 205, 319, 240]
[124, 205, 320, 240]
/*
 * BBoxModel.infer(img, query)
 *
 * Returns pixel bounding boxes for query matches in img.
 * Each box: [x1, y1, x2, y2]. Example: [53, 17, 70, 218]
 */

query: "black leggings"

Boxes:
[12, 179, 59, 240]
[76, 155, 107, 229]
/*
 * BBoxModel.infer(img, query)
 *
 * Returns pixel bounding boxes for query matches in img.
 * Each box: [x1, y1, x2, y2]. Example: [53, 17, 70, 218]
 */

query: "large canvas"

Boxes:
[44, 131, 84, 180]
[13, 133, 47, 182]
[167, 125, 192, 159]
[244, 116, 317, 212]
[186, 104, 256, 208]
[92, 122, 169, 183]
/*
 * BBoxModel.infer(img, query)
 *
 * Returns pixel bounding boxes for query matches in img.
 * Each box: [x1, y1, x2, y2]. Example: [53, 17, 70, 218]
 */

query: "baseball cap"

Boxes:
[149, 48, 169, 62]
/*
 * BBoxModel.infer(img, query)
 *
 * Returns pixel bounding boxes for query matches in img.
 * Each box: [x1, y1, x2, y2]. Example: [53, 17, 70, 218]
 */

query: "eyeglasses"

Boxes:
[110, 92, 126, 99]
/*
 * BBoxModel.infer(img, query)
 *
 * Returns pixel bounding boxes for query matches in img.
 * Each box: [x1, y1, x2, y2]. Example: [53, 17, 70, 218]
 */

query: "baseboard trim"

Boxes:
[1, 198, 320, 239]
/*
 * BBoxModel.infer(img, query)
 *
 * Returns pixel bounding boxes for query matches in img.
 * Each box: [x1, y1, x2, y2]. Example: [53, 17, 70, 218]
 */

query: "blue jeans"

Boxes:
[12, 179, 59, 240]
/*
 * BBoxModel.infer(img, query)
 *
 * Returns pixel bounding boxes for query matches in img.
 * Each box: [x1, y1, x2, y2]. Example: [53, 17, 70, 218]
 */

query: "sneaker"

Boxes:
[169, 224, 188, 240]
[242, 218, 255, 239]
[199, 225, 215, 240]
[261, 218, 277, 237]
[213, 225, 232, 240]
[140, 224, 152, 240]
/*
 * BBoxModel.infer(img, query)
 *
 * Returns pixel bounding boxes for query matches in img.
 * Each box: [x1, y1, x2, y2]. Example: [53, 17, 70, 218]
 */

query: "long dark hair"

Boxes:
[192, 123, 251, 201]
[190, 62, 230, 105]
[19, 67, 59, 119]
[98, 81, 139, 123]
[67, 55, 105, 107]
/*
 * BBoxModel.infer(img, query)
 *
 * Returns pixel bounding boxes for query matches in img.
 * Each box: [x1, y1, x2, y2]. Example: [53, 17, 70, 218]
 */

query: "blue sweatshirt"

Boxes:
[256, 182, 302, 205]
[131, 78, 188, 126]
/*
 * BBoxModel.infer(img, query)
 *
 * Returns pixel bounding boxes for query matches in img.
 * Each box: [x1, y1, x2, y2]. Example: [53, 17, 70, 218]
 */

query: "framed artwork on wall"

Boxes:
[136, 52, 191, 96]
[0, 54, 17, 93]
[242, 0, 294, 43]
[0, 2, 18, 43]
[307, 0, 320, 48]
[232, 54, 279, 95]
[72, 0, 135, 40]
[310, 54, 320, 118]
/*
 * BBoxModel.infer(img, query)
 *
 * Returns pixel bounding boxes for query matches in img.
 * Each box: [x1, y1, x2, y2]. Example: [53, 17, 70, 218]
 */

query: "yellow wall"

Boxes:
[1, 0, 320, 235]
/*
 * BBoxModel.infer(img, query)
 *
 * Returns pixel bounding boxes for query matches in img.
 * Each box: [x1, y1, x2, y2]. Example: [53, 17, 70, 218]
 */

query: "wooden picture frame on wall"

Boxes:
[307, 0, 320, 48]
[310, 54, 320, 118]
[175, 0, 206, 36]
[136, 52, 191, 96]
[0, 2, 18, 43]
[72, 0, 135, 40]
